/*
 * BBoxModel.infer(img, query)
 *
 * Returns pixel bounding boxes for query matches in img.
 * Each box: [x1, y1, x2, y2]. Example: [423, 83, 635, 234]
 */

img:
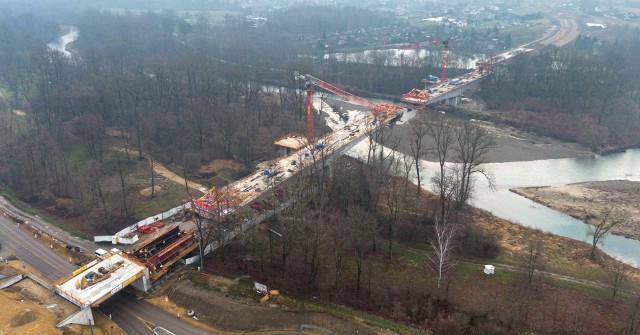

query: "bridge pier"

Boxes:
[445, 96, 460, 106]
[57, 307, 94, 327]
[130, 268, 152, 292]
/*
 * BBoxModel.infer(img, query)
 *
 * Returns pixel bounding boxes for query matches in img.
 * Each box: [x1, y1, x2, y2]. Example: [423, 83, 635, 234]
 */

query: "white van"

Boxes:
[95, 248, 108, 258]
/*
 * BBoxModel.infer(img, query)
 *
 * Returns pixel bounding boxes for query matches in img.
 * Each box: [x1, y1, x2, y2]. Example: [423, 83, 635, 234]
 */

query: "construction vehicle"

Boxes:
[401, 39, 450, 105]
[424, 75, 440, 84]
[440, 40, 449, 84]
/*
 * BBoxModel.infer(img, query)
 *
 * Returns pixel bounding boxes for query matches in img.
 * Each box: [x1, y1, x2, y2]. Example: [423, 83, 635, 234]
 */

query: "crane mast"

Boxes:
[305, 81, 314, 144]
[441, 40, 449, 84]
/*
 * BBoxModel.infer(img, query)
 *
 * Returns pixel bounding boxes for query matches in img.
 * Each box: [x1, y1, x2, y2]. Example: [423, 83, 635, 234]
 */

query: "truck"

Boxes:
[95, 248, 108, 258]
[422, 75, 439, 84]
[449, 79, 460, 86]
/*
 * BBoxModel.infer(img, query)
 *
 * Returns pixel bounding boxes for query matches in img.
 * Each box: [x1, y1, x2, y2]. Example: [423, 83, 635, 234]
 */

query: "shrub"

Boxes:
[459, 224, 501, 259]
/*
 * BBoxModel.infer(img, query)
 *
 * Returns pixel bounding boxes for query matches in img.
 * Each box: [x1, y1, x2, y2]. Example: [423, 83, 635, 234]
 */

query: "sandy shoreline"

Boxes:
[512, 180, 640, 241]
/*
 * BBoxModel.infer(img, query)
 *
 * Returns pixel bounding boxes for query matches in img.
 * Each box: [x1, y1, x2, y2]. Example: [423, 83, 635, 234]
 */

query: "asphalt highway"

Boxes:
[0, 212, 74, 279]
[0, 198, 216, 335]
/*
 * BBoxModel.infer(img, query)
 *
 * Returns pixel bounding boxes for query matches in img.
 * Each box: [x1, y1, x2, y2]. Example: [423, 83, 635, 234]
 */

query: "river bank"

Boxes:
[512, 180, 640, 241]
[388, 97, 595, 163]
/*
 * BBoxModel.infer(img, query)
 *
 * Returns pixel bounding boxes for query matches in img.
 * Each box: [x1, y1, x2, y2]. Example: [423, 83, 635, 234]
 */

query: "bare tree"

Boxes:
[431, 164, 461, 225]
[347, 205, 374, 293]
[427, 116, 455, 222]
[116, 155, 129, 219]
[362, 119, 396, 213]
[71, 113, 106, 165]
[192, 213, 215, 272]
[453, 121, 496, 208]
[610, 260, 627, 300]
[587, 207, 625, 260]
[409, 120, 429, 201]
[329, 212, 347, 290]
[150, 156, 155, 198]
[383, 155, 405, 259]
[400, 152, 415, 203]
[626, 294, 640, 335]
[426, 219, 456, 289]
[523, 237, 544, 285]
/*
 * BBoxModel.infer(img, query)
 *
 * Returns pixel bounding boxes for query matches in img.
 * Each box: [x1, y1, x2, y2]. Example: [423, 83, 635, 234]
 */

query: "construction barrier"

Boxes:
[181, 255, 199, 265]
[93, 236, 112, 243]
[93, 234, 139, 245]
[114, 203, 191, 238]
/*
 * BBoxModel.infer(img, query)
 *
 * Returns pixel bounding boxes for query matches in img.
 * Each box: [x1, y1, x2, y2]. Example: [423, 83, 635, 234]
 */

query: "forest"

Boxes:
[0, 3, 639, 239]
[2, 5, 640, 335]
[480, 31, 640, 151]
[0, 7, 452, 233]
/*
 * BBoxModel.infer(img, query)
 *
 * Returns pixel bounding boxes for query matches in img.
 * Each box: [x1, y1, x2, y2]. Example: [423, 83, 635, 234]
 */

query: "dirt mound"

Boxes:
[139, 186, 162, 196]
[9, 309, 36, 327]
[199, 159, 242, 173]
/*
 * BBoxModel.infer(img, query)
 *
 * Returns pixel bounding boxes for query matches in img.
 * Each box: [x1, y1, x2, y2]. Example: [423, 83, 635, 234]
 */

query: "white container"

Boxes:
[484, 265, 495, 275]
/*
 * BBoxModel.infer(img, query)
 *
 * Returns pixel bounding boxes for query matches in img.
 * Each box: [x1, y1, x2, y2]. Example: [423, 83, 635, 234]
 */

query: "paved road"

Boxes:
[0, 213, 75, 279]
[0, 195, 96, 253]
[0, 196, 217, 335]
[101, 292, 215, 335]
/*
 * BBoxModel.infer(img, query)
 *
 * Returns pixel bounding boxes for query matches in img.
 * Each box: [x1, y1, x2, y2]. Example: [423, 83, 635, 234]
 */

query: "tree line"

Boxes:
[0, 7, 472, 232]
[480, 29, 640, 150]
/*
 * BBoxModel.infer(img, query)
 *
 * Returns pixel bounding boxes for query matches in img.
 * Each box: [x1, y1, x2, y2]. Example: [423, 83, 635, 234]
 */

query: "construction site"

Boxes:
[101, 43, 521, 297]
[0, 40, 526, 330]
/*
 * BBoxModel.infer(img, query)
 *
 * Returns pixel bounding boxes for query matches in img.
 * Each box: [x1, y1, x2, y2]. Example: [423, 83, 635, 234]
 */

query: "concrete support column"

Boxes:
[0, 274, 24, 289]
[131, 268, 151, 292]
[57, 307, 94, 327]
[445, 96, 459, 106]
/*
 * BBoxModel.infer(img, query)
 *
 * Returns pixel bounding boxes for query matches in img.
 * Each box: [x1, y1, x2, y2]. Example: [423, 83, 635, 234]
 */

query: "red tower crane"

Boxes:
[295, 72, 404, 143]
[440, 40, 449, 84]
[305, 81, 314, 144]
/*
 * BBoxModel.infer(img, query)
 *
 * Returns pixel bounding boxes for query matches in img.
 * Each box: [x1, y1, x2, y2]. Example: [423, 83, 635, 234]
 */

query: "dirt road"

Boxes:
[109, 146, 208, 195]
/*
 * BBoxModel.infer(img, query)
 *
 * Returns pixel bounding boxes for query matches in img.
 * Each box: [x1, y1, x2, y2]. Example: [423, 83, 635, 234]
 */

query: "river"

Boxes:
[46, 25, 78, 57]
[324, 48, 485, 70]
[319, 92, 640, 266]
[344, 127, 640, 266]
[470, 150, 640, 266]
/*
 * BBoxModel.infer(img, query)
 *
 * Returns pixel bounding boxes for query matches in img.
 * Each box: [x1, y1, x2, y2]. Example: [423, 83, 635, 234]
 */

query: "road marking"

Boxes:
[136, 315, 156, 331]
[154, 327, 176, 335]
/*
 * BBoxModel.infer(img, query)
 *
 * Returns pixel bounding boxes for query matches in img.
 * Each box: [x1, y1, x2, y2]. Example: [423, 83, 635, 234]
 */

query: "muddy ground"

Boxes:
[325, 94, 594, 163]
[0, 262, 124, 335]
[388, 97, 594, 163]
[512, 180, 640, 241]
[148, 273, 392, 335]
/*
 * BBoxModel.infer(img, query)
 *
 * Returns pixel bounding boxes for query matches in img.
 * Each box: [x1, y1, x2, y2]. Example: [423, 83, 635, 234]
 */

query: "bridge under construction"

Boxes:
[38, 44, 532, 328]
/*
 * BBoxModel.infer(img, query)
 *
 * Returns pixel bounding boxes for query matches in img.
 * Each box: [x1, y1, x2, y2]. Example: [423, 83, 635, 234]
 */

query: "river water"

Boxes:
[324, 48, 485, 70]
[471, 149, 640, 265]
[47, 25, 78, 57]
[408, 149, 640, 266]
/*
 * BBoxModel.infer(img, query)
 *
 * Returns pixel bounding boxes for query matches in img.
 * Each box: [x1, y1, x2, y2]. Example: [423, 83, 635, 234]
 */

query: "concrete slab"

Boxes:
[0, 274, 24, 289]
[55, 253, 145, 307]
